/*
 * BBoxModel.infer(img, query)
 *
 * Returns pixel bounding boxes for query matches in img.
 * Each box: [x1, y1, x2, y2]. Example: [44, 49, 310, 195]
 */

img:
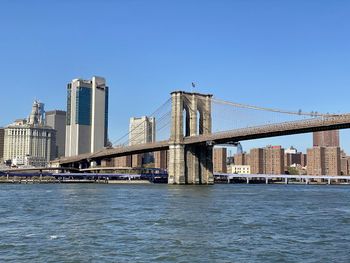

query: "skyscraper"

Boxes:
[313, 130, 339, 147]
[46, 110, 66, 158]
[65, 76, 109, 157]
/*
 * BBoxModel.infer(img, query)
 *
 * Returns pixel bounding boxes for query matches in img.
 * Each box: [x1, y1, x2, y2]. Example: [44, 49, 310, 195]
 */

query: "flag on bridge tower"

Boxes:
[191, 82, 196, 92]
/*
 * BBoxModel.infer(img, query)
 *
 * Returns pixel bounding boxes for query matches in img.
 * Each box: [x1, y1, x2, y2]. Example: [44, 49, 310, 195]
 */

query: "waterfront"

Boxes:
[1, 184, 350, 262]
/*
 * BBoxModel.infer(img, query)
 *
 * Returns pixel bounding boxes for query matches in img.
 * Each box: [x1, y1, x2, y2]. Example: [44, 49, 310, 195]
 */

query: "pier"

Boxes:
[216, 174, 350, 185]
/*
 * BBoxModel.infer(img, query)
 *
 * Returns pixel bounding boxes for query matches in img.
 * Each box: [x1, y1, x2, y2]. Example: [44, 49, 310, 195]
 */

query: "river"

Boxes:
[0, 184, 349, 262]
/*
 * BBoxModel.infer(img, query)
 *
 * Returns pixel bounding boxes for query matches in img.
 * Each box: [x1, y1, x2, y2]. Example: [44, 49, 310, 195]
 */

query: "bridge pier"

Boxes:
[168, 144, 185, 184]
[168, 91, 213, 184]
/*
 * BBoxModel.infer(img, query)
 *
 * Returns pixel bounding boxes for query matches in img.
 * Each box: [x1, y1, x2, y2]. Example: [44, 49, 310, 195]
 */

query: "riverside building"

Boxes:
[248, 146, 285, 175]
[65, 76, 109, 157]
[3, 101, 56, 167]
[229, 164, 250, 174]
[307, 146, 341, 175]
[46, 110, 66, 158]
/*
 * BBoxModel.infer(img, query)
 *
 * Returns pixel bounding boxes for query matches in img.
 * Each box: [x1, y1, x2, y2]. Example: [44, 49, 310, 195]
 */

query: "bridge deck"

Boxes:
[58, 114, 350, 165]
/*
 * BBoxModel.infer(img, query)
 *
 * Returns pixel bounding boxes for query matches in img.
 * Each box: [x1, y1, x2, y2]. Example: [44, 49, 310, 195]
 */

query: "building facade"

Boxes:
[341, 156, 350, 175]
[46, 110, 66, 158]
[154, 150, 168, 170]
[307, 147, 325, 175]
[234, 152, 248, 165]
[129, 116, 155, 146]
[324, 147, 341, 175]
[284, 147, 305, 168]
[114, 156, 132, 167]
[229, 164, 250, 174]
[307, 146, 341, 175]
[249, 148, 264, 174]
[65, 76, 109, 157]
[264, 145, 284, 175]
[129, 116, 156, 167]
[3, 101, 56, 167]
[213, 147, 227, 173]
[313, 130, 339, 147]
[0, 128, 4, 163]
[249, 146, 284, 175]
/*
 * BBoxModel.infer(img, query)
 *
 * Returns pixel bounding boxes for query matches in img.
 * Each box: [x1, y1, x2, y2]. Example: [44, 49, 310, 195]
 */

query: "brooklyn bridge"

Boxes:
[58, 91, 350, 184]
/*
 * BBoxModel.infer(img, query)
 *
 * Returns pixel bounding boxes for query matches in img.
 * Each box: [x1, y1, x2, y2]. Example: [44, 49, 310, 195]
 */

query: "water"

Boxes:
[0, 184, 350, 263]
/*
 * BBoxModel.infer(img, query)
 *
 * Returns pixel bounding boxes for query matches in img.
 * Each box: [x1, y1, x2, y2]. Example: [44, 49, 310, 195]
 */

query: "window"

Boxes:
[75, 87, 92, 125]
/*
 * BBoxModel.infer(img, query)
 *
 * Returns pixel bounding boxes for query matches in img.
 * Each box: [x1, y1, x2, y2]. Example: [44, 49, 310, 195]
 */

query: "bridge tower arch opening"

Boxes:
[168, 91, 214, 184]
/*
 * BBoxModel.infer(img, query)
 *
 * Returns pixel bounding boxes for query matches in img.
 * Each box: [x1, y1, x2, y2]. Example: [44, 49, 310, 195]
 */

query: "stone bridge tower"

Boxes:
[168, 91, 214, 184]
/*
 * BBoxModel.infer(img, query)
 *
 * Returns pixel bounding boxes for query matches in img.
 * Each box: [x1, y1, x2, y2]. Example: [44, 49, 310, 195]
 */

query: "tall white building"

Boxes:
[3, 101, 56, 167]
[129, 116, 155, 146]
[65, 76, 109, 157]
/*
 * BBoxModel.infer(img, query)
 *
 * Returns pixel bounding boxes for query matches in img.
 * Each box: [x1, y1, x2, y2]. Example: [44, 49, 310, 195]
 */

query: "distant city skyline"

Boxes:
[1, 0, 349, 153]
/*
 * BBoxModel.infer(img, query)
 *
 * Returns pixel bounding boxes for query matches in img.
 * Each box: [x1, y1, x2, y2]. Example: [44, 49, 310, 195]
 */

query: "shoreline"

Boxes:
[1, 179, 350, 185]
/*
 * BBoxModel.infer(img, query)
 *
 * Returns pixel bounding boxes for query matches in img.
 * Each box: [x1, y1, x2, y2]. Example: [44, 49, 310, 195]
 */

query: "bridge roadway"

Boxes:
[58, 113, 350, 165]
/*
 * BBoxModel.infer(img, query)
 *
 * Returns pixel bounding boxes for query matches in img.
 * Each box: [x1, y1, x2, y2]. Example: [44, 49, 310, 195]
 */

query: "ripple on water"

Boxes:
[0, 184, 349, 262]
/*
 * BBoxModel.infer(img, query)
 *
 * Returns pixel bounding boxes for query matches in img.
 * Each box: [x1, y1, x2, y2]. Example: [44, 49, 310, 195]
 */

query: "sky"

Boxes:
[0, 0, 349, 154]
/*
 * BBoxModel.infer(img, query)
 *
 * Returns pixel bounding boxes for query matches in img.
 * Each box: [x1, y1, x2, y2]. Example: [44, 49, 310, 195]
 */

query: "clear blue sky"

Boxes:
[1, 0, 349, 154]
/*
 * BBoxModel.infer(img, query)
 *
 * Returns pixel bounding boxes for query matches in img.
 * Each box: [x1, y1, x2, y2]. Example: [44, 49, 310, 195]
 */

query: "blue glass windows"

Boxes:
[75, 87, 91, 125]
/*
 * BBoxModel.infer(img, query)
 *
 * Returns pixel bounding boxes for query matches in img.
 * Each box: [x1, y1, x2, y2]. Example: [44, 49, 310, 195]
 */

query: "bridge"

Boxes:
[57, 91, 350, 184]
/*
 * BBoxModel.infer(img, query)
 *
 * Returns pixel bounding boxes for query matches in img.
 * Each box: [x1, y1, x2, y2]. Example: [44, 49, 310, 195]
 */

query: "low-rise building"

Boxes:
[229, 165, 251, 174]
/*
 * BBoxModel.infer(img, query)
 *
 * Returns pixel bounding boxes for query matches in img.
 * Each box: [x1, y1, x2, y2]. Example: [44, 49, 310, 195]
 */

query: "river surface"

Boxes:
[0, 184, 349, 262]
